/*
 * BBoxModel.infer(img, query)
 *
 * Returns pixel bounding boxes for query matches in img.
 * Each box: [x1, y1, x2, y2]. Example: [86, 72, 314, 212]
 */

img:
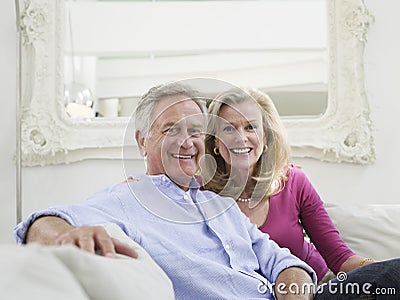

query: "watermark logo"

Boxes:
[275, 282, 315, 296]
[317, 271, 397, 296]
[273, 272, 397, 297]
[336, 271, 347, 282]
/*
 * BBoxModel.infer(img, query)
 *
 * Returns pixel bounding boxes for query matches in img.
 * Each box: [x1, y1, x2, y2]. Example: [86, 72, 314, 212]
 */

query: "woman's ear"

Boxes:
[214, 138, 220, 150]
[263, 131, 268, 146]
[135, 130, 147, 157]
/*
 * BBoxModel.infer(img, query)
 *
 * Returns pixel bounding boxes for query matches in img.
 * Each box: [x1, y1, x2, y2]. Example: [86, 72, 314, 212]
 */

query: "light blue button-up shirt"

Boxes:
[15, 175, 316, 299]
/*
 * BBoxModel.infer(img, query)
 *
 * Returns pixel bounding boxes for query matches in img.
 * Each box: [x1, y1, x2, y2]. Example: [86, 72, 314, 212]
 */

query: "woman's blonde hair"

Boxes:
[203, 87, 291, 200]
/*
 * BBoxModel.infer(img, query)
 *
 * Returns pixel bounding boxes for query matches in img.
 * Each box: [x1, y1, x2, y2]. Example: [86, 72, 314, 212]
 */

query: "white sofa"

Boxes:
[0, 224, 174, 300]
[325, 203, 400, 261]
[1, 205, 398, 299]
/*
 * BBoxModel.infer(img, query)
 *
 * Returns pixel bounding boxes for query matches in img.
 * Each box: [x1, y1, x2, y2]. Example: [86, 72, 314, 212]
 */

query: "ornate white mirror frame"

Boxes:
[19, 0, 375, 166]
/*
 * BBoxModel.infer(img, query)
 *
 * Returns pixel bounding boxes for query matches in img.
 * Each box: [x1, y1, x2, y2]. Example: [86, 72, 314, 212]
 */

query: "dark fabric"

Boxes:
[315, 258, 400, 299]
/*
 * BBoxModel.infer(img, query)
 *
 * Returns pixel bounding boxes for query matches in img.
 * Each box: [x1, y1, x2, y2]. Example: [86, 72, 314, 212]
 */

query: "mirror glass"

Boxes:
[19, 0, 375, 166]
[63, 0, 327, 119]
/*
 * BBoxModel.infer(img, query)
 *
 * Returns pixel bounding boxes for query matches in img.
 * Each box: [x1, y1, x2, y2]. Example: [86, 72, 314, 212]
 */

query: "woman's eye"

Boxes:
[246, 124, 257, 131]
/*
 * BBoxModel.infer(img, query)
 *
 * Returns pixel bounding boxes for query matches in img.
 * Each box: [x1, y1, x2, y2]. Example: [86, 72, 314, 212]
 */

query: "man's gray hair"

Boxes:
[135, 82, 207, 136]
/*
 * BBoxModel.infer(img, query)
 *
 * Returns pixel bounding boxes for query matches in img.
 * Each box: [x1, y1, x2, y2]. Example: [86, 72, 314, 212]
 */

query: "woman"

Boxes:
[202, 87, 374, 284]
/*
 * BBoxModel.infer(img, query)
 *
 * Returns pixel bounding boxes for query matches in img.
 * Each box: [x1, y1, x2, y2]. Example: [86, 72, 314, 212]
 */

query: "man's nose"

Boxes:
[176, 132, 194, 148]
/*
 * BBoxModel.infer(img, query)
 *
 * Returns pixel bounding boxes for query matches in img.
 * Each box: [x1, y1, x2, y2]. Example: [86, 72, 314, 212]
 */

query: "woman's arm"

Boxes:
[339, 255, 375, 272]
[292, 167, 355, 274]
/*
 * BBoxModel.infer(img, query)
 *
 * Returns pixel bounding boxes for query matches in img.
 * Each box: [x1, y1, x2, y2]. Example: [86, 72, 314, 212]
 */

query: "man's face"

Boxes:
[137, 95, 205, 189]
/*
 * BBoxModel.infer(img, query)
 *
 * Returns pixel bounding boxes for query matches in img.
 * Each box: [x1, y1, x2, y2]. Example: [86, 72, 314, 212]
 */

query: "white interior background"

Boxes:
[65, 1, 328, 117]
[1, 0, 399, 243]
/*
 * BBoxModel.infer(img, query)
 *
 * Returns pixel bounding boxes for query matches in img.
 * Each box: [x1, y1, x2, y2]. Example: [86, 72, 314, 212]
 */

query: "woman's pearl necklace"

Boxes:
[236, 197, 252, 203]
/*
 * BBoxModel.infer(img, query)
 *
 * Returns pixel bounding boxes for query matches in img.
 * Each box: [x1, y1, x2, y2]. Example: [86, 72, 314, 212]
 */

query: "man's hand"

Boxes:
[26, 216, 138, 259]
[123, 176, 137, 183]
[56, 225, 138, 258]
[275, 267, 315, 299]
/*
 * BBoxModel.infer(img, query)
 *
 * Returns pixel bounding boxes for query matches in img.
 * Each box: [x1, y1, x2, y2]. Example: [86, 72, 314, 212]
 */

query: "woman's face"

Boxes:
[215, 100, 265, 175]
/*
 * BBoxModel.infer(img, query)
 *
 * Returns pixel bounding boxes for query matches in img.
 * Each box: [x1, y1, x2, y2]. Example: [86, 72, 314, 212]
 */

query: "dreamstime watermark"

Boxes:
[317, 272, 397, 296]
[273, 272, 397, 296]
[274, 282, 315, 296]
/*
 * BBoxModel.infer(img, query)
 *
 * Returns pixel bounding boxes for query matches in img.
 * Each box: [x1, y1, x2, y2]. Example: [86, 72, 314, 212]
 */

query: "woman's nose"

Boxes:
[233, 128, 248, 143]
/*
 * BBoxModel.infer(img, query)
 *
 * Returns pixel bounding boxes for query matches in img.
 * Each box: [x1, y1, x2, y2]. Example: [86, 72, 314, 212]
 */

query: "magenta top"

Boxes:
[259, 166, 354, 281]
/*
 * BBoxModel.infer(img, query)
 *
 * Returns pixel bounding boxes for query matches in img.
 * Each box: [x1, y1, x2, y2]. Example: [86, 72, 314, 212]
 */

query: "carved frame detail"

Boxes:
[19, 0, 375, 166]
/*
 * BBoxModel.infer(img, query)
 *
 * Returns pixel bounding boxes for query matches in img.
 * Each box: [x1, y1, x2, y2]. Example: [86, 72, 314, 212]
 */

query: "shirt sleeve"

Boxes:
[291, 166, 355, 274]
[14, 184, 136, 244]
[245, 213, 317, 285]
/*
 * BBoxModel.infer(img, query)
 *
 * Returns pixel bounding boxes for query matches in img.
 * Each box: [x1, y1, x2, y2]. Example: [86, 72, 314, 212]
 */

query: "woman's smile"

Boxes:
[229, 147, 253, 155]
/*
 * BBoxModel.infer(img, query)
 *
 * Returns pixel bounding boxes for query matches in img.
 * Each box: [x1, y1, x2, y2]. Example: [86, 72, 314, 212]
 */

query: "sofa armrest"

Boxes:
[0, 223, 174, 300]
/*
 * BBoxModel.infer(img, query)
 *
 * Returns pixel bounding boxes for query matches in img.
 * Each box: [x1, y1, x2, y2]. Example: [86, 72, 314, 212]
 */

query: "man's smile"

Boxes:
[171, 153, 196, 159]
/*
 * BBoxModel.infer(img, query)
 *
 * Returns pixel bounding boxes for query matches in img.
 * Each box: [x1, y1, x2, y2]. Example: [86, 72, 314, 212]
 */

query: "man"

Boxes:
[15, 82, 316, 299]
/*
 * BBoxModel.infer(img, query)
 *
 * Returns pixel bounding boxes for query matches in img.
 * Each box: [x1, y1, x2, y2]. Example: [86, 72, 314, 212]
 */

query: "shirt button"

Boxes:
[224, 244, 230, 250]
[161, 176, 167, 182]
[183, 194, 189, 200]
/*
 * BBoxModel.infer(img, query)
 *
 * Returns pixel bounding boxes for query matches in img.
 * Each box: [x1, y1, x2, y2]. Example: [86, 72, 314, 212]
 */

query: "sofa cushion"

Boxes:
[325, 203, 400, 261]
[0, 223, 174, 300]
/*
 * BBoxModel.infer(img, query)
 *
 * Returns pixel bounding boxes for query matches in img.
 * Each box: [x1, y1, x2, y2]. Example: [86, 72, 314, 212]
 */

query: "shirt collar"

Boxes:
[138, 174, 200, 201]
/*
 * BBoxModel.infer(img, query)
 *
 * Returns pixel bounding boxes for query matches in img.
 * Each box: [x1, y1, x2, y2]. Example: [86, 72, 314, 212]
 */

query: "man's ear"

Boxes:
[135, 130, 147, 157]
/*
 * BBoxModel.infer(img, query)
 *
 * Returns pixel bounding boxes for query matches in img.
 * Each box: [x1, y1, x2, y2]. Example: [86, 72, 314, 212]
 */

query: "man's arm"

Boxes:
[274, 267, 314, 300]
[26, 216, 138, 259]
[26, 216, 73, 245]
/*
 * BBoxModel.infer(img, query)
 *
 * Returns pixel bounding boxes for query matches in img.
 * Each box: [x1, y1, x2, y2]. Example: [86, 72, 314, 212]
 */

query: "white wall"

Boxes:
[294, 0, 400, 206]
[1, 0, 399, 244]
[1, 0, 17, 243]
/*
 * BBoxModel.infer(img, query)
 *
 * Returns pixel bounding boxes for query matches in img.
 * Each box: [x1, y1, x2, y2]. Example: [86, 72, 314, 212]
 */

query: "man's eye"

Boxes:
[164, 127, 179, 136]
[223, 125, 235, 133]
[189, 128, 202, 137]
